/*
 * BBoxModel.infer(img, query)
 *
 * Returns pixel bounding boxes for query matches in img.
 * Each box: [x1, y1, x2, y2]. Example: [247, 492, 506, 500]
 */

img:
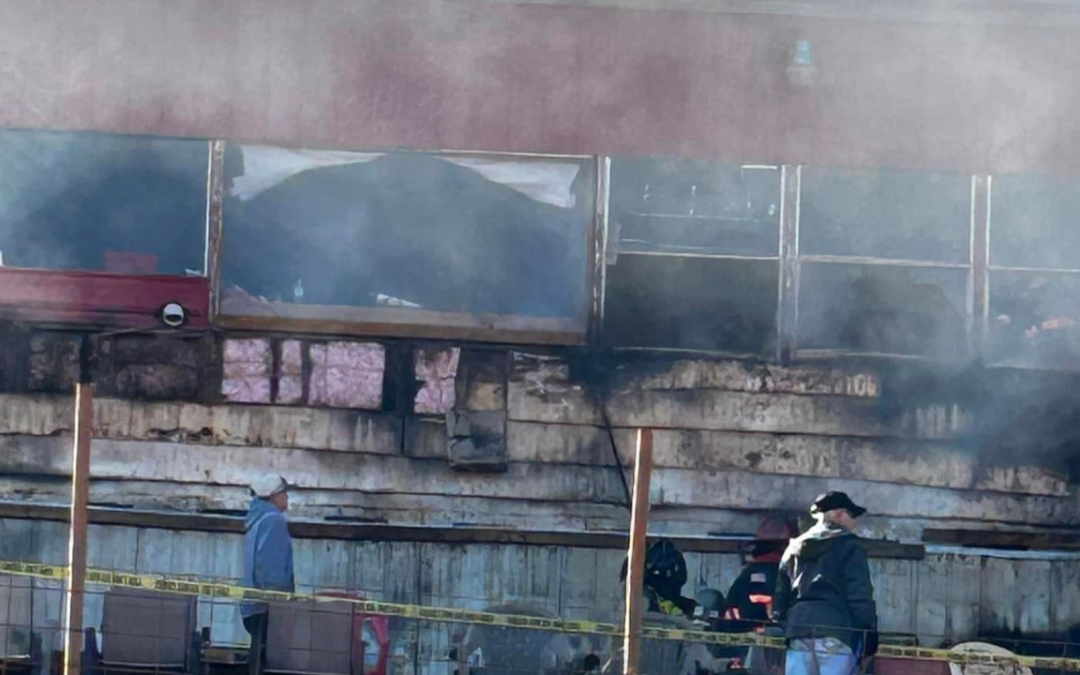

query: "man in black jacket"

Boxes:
[772, 492, 877, 675]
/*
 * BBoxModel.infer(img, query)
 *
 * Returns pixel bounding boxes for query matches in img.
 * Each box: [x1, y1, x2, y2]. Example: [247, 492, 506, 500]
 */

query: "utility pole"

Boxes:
[622, 428, 653, 675]
[63, 341, 94, 675]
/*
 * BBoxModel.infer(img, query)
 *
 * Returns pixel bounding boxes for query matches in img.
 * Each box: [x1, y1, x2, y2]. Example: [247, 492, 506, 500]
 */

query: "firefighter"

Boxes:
[620, 539, 696, 617]
[723, 517, 797, 674]
[725, 517, 796, 630]
[772, 492, 878, 675]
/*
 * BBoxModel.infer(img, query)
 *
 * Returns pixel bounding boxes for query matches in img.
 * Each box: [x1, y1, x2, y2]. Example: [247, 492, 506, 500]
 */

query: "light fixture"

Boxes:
[787, 39, 819, 88]
[159, 303, 188, 328]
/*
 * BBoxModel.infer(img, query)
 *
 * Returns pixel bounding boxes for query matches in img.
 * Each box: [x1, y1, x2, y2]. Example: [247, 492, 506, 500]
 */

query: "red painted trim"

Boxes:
[0, 268, 210, 328]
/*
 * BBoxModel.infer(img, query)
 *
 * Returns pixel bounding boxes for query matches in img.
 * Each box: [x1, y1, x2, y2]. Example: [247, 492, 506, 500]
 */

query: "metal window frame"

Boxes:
[789, 164, 979, 361]
[0, 129, 215, 329]
[980, 173, 1080, 371]
[600, 157, 785, 355]
[211, 142, 599, 346]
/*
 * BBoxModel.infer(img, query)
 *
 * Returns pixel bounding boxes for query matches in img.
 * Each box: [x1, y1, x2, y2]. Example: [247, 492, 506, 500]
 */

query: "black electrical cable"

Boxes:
[595, 390, 633, 511]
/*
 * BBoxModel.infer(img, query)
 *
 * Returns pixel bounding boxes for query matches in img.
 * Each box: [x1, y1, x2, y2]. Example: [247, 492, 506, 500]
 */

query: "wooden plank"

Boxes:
[979, 558, 1052, 635]
[1, 435, 1074, 525]
[0, 269, 210, 329]
[646, 467, 1079, 525]
[0, 502, 924, 559]
[63, 384, 92, 675]
[505, 422, 1069, 496]
[207, 140, 225, 320]
[507, 362, 968, 439]
[777, 164, 800, 362]
[916, 553, 981, 647]
[604, 356, 881, 398]
[216, 311, 585, 347]
[869, 559, 917, 635]
[0, 436, 627, 503]
[623, 429, 652, 675]
[0, 394, 404, 455]
[923, 529, 1080, 550]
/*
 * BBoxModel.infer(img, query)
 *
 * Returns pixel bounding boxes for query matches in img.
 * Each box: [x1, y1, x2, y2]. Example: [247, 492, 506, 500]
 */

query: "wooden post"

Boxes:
[623, 428, 653, 675]
[64, 383, 93, 675]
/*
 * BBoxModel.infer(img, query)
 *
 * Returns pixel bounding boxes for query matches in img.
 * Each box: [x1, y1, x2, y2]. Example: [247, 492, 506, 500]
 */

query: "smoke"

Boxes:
[3, 0, 1080, 471]
[0, 128, 206, 275]
[220, 146, 594, 319]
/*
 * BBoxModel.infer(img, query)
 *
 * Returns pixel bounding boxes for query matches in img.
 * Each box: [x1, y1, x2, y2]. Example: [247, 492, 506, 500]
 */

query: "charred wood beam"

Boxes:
[923, 528, 1080, 551]
[0, 501, 924, 558]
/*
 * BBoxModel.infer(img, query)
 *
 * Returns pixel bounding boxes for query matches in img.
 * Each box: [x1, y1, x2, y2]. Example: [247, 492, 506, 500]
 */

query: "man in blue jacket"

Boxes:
[242, 475, 295, 675]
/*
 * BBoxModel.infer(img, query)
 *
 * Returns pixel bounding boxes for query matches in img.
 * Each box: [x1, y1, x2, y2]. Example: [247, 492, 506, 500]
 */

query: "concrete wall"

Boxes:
[4, 518, 1080, 662]
[3, 331, 1080, 653]
[0, 337, 1076, 539]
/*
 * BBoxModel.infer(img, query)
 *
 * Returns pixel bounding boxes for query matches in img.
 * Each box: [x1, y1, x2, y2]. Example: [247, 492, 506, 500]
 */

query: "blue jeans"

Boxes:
[785, 638, 857, 675]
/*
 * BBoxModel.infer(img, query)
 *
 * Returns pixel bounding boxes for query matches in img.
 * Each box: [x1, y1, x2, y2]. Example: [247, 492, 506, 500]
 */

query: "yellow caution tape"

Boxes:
[1, 559, 1078, 671]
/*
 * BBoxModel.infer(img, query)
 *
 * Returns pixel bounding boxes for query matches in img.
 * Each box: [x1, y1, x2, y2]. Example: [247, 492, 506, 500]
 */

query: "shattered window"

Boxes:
[800, 167, 970, 263]
[0, 129, 209, 274]
[220, 145, 593, 340]
[609, 160, 780, 257]
[604, 158, 782, 355]
[605, 256, 778, 355]
[988, 174, 1080, 369]
[798, 263, 968, 359]
[991, 174, 1080, 270]
[988, 272, 1080, 369]
[796, 166, 973, 358]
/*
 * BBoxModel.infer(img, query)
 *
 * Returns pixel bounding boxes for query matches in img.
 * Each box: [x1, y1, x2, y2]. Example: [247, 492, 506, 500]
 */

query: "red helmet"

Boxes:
[755, 516, 797, 542]
[750, 517, 796, 560]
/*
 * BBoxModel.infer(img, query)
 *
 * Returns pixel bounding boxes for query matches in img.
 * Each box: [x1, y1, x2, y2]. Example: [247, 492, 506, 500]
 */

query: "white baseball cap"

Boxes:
[250, 475, 289, 498]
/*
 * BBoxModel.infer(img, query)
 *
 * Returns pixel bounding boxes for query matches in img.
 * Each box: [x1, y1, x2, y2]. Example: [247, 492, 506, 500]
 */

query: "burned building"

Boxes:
[3, 0, 1080, 670]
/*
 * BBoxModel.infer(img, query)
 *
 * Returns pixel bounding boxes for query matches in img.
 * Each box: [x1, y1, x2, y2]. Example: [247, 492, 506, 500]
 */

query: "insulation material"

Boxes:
[232, 145, 581, 209]
[414, 347, 460, 415]
[437, 157, 581, 208]
[277, 340, 304, 405]
[309, 342, 384, 410]
[230, 146, 383, 201]
[221, 339, 271, 404]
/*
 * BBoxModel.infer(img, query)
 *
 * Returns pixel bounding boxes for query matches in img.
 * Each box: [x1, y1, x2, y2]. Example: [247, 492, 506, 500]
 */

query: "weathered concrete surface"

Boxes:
[505, 422, 1069, 496]
[97, 335, 217, 401]
[0, 394, 402, 454]
[0, 390, 1071, 513]
[608, 358, 882, 397]
[3, 517, 1079, 653]
[0, 478, 631, 531]
[457, 349, 508, 413]
[2, 477, 1062, 544]
[508, 354, 970, 439]
[0, 436, 628, 504]
[1, 436, 1074, 526]
[27, 334, 79, 393]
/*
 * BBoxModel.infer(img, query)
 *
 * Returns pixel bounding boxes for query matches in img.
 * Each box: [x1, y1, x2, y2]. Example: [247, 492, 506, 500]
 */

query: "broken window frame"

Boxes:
[599, 158, 786, 359]
[788, 167, 978, 361]
[981, 173, 1080, 371]
[211, 143, 599, 346]
[0, 128, 215, 329]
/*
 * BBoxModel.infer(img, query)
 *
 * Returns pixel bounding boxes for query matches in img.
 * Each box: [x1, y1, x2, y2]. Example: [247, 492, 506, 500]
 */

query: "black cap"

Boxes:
[810, 491, 866, 518]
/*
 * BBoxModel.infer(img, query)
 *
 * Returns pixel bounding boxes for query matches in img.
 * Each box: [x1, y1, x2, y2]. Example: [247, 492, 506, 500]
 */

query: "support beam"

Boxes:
[623, 429, 653, 675]
[63, 383, 93, 675]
